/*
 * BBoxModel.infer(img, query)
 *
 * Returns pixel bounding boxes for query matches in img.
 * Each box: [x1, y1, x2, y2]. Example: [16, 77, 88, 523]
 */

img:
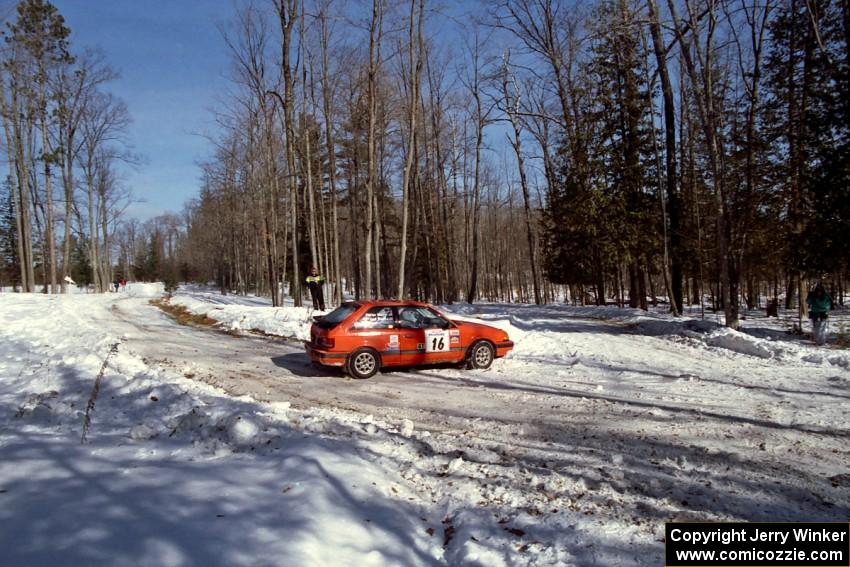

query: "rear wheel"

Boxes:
[467, 340, 495, 370]
[347, 348, 380, 379]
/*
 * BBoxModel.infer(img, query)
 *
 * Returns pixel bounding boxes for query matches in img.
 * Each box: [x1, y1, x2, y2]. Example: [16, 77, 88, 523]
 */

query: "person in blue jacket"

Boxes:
[806, 282, 832, 345]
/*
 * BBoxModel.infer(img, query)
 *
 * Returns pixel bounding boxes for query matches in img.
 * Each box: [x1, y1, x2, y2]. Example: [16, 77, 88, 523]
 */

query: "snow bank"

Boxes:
[125, 282, 165, 298]
[1, 284, 89, 294]
[701, 325, 850, 367]
[704, 328, 782, 359]
[169, 291, 850, 375]
[445, 302, 658, 323]
[0, 293, 441, 566]
[177, 285, 276, 307]
[170, 293, 314, 340]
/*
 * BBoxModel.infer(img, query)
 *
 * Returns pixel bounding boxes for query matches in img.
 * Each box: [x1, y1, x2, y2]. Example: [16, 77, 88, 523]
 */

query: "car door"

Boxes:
[422, 308, 462, 364]
[396, 306, 459, 366]
[350, 306, 400, 364]
[426, 307, 465, 363]
[395, 306, 428, 366]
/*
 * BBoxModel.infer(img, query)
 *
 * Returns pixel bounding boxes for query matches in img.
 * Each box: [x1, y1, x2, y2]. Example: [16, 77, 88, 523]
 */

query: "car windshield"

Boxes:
[315, 303, 358, 329]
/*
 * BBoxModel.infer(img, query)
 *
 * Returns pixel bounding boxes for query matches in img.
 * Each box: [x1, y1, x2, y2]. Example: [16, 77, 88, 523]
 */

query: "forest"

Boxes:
[0, 0, 848, 331]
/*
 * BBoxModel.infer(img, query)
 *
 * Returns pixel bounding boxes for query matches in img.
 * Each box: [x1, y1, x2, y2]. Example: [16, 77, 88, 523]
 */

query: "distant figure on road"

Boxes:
[305, 266, 326, 311]
[806, 282, 832, 345]
[765, 298, 778, 318]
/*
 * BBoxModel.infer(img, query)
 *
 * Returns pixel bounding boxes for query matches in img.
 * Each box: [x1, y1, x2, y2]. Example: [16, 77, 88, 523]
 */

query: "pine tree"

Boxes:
[69, 235, 91, 287]
[764, 0, 849, 282]
[542, 169, 610, 302]
[591, 0, 659, 309]
[0, 179, 21, 288]
[542, 0, 659, 308]
[134, 232, 163, 282]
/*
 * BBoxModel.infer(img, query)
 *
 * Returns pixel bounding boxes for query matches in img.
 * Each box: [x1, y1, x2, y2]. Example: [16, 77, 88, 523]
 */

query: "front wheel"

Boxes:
[467, 341, 495, 370]
[347, 348, 380, 379]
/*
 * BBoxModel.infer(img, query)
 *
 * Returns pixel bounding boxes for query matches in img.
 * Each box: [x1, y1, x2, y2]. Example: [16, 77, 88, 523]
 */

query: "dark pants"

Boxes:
[811, 313, 828, 345]
[309, 285, 325, 310]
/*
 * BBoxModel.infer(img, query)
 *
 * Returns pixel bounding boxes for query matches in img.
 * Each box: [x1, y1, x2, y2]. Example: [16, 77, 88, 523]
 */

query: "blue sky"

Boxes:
[53, 0, 240, 220]
[48, 1, 519, 221]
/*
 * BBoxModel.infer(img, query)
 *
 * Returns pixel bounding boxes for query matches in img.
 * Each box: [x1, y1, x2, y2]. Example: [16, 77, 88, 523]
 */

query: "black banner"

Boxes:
[665, 522, 849, 566]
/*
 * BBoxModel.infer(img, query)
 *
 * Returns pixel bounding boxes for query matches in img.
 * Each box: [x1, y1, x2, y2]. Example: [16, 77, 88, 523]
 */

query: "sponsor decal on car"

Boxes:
[386, 334, 400, 352]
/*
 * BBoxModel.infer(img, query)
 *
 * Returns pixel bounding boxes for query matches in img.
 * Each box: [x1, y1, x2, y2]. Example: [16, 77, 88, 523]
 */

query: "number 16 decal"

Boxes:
[424, 329, 450, 352]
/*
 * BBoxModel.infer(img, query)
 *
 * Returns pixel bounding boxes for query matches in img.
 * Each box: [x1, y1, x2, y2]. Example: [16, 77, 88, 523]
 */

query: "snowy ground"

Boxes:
[1, 285, 848, 566]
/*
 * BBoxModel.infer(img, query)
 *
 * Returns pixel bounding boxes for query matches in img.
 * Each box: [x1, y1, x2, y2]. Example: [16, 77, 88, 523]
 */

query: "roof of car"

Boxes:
[346, 299, 431, 308]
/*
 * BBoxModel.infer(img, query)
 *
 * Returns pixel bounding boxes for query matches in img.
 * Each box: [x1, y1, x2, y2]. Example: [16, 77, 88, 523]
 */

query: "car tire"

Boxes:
[467, 340, 495, 370]
[347, 348, 380, 379]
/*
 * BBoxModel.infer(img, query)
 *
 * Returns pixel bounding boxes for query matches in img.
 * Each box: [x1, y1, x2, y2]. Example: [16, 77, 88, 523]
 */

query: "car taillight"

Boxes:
[318, 336, 334, 348]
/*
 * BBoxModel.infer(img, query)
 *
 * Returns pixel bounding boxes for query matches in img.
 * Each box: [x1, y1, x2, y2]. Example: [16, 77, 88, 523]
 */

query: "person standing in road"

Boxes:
[806, 282, 832, 345]
[305, 266, 326, 311]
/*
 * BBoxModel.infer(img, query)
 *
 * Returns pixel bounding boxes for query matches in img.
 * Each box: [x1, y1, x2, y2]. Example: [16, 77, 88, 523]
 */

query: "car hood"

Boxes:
[450, 319, 505, 335]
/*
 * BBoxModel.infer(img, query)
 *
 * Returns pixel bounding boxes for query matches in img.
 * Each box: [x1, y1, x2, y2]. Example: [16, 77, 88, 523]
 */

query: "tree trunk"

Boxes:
[39, 114, 57, 293]
[363, 0, 383, 299]
[667, 0, 738, 328]
[397, 0, 424, 299]
[318, 7, 342, 305]
[647, 0, 682, 315]
[502, 59, 541, 305]
[277, 0, 301, 306]
[8, 81, 36, 291]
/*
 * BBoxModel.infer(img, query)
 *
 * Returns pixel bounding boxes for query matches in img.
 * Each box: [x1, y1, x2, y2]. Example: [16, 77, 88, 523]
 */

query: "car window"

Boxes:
[353, 306, 395, 329]
[315, 303, 358, 329]
[397, 306, 449, 329]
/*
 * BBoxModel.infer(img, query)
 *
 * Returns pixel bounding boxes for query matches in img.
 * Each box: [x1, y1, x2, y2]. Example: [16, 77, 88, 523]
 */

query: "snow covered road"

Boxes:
[2, 287, 849, 566]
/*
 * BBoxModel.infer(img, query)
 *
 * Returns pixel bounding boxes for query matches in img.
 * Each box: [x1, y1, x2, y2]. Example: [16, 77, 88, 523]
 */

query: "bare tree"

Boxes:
[667, 0, 738, 328]
[397, 0, 424, 298]
[54, 51, 117, 292]
[276, 0, 302, 305]
[363, 0, 384, 299]
[316, 0, 343, 304]
[499, 51, 541, 304]
[77, 91, 130, 292]
[462, 26, 493, 304]
[646, 0, 681, 315]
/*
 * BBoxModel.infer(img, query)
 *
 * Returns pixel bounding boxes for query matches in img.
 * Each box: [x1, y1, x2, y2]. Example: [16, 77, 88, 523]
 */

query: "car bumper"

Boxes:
[495, 340, 514, 357]
[304, 342, 347, 366]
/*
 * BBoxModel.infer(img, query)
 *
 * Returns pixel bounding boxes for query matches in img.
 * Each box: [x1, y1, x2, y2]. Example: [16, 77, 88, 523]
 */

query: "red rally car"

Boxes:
[305, 300, 514, 379]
